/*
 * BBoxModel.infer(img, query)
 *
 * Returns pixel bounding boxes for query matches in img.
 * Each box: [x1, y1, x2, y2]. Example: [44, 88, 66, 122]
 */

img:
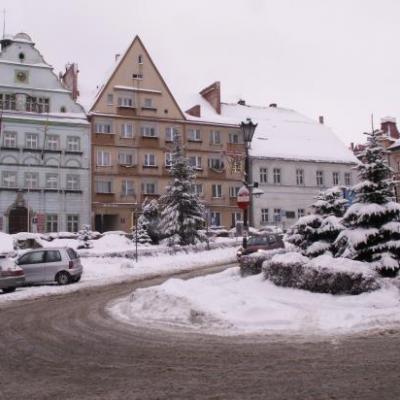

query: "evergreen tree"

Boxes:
[287, 187, 346, 257]
[132, 221, 152, 245]
[138, 198, 160, 244]
[335, 130, 400, 276]
[77, 224, 93, 249]
[159, 135, 206, 246]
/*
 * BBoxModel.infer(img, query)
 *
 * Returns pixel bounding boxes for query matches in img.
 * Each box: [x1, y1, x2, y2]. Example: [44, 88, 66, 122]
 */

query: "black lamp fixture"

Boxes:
[240, 118, 258, 145]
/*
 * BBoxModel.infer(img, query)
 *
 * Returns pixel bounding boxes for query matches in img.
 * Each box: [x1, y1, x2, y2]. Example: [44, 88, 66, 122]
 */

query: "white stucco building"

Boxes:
[221, 102, 359, 229]
[0, 33, 90, 233]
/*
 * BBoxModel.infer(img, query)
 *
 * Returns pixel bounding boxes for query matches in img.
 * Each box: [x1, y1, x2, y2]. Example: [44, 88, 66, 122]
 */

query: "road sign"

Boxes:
[237, 185, 250, 209]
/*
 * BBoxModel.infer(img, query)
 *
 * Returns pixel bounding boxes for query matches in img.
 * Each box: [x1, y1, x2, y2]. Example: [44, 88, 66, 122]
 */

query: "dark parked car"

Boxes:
[237, 234, 284, 261]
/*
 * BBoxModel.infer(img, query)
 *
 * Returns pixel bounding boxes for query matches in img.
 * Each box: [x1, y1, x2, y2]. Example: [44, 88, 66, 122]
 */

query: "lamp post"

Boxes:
[239, 118, 258, 232]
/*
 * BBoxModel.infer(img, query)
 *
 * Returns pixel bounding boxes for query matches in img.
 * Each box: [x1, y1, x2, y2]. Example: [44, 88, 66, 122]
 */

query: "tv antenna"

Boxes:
[2, 9, 5, 39]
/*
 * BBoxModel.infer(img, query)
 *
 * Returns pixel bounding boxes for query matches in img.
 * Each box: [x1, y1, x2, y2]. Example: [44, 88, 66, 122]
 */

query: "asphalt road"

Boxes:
[1, 263, 400, 400]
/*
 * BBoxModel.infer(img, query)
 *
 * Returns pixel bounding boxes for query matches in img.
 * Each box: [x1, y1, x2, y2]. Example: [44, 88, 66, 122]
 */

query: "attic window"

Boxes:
[138, 55, 143, 64]
[18, 52, 25, 62]
[60, 106, 66, 113]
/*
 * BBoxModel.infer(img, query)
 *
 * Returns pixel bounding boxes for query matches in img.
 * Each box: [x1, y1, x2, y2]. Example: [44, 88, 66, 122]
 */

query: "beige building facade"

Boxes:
[90, 36, 245, 232]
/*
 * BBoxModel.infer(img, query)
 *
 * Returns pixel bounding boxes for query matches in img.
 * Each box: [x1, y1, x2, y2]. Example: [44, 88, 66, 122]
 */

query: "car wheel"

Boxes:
[2, 287, 16, 294]
[56, 271, 71, 285]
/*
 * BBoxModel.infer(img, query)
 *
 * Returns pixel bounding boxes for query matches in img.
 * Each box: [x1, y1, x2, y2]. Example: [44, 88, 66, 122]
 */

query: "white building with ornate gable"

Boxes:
[0, 33, 90, 233]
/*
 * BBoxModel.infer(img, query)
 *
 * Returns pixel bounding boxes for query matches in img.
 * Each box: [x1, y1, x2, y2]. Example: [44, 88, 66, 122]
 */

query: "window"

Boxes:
[296, 169, 304, 185]
[261, 208, 269, 223]
[66, 175, 80, 190]
[0, 94, 16, 110]
[192, 183, 203, 195]
[144, 153, 156, 167]
[46, 250, 62, 262]
[188, 129, 201, 142]
[121, 123, 133, 138]
[345, 172, 351, 186]
[26, 96, 50, 113]
[212, 184, 222, 198]
[107, 94, 113, 105]
[118, 151, 134, 166]
[66, 215, 79, 233]
[97, 151, 111, 167]
[121, 180, 134, 196]
[133, 73, 143, 80]
[273, 208, 282, 223]
[273, 168, 281, 184]
[165, 127, 178, 142]
[46, 215, 58, 233]
[298, 209, 305, 218]
[3, 132, 17, 148]
[25, 133, 39, 149]
[229, 186, 240, 198]
[232, 212, 242, 226]
[117, 97, 134, 107]
[210, 130, 221, 145]
[316, 170, 324, 186]
[143, 98, 153, 108]
[138, 54, 143, 64]
[24, 172, 38, 189]
[45, 173, 58, 189]
[94, 122, 112, 134]
[259, 167, 268, 184]
[143, 182, 156, 194]
[189, 156, 202, 169]
[95, 180, 112, 193]
[45, 135, 59, 151]
[229, 132, 240, 144]
[141, 125, 157, 137]
[210, 212, 221, 226]
[165, 152, 173, 167]
[67, 136, 80, 152]
[19, 251, 45, 265]
[208, 158, 224, 170]
[332, 172, 340, 186]
[2, 171, 17, 188]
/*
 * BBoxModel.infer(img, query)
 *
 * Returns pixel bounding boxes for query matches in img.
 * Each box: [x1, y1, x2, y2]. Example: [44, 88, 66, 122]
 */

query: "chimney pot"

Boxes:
[319, 115, 324, 124]
[238, 99, 246, 106]
[115, 54, 121, 62]
[269, 103, 277, 108]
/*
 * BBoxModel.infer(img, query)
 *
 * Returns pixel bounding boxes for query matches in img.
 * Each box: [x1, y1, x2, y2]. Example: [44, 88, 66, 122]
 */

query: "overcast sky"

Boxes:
[2, 0, 399, 145]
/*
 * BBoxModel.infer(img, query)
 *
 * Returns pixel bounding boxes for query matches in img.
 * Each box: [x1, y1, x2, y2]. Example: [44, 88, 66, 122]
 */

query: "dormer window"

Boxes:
[18, 52, 25, 62]
[60, 106, 66, 113]
[138, 55, 143, 64]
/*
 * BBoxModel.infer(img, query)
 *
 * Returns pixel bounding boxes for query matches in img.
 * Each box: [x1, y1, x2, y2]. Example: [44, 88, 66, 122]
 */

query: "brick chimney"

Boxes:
[61, 63, 80, 101]
[200, 81, 221, 114]
[381, 117, 400, 139]
[319, 115, 324, 124]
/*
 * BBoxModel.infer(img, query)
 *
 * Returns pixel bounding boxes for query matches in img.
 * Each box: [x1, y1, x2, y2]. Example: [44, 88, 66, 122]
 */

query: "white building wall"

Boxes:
[251, 157, 357, 229]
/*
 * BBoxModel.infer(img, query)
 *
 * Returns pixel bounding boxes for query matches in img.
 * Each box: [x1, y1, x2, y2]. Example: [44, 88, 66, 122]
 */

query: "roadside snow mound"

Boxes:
[110, 267, 400, 336]
[263, 252, 379, 295]
[0, 233, 15, 255]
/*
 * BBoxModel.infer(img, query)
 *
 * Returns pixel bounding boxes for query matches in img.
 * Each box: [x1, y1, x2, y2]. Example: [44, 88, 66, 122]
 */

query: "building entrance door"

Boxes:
[9, 207, 28, 234]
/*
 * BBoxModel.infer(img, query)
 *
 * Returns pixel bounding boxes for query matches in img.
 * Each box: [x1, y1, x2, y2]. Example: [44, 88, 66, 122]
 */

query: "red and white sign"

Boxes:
[237, 185, 250, 209]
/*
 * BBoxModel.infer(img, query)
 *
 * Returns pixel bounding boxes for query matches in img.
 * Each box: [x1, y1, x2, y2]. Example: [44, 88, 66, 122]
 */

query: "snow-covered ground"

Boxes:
[0, 247, 237, 304]
[109, 267, 400, 337]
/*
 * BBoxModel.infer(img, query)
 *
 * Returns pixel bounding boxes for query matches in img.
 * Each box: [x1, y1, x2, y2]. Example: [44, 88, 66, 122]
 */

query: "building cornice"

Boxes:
[251, 155, 358, 165]
[0, 60, 52, 69]
[0, 83, 71, 94]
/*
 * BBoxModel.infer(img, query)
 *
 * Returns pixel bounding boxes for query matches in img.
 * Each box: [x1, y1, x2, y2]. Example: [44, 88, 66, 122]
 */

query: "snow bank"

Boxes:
[0, 233, 15, 255]
[110, 267, 400, 336]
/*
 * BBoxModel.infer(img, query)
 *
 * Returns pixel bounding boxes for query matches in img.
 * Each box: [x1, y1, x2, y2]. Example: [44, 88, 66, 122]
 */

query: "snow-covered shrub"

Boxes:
[335, 130, 400, 277]
[131, 221, 152, 245]
[287, 187, 346, 258]
[121, 260, 135, 269]
[240, 248, 287, 276]
[138, 198, 160, 244]
[159, 135, 206, 246]
[263, 252, 380, 295]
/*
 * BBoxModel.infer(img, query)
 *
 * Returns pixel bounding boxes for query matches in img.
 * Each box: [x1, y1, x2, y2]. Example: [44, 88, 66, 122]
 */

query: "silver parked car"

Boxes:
[16, 247, 83, 285]
[0, 255, 25, 293]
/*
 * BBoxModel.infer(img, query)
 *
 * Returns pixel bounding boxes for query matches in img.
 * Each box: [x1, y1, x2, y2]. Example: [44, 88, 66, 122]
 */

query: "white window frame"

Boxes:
[210, 212, 221, 226]
[189, 156, 202, 170]
[66, 175, 80, 190]
[45, 173, 59, 189]
[94, 122, 112, 134]
[24, 172, 39, 189]
[316, 170, 324, 186]
[273, 208, 282, 223]
[97, 151, 111, 167]
[25, 133, 39, 149]
[67, 136, 80, 152]
[117, 97, 134, 107]
[297, 208, 305, 218]
[95, 180, 112, 194]
[141, 125, 157, 138]
[344, 172, 351, 186]
[296, 169, 304, 185]
[66, 215, 79, 233]
[210, 130, 221, 145]
[229, 132, 240, 144]
[273, 168, 281, 184]
[192, 183, 203, 195]
[212, 184, 222, 198]
[165, 127, 178, 142]
[143, 98, 153, 108]
[188, 129, 201, 142]
[2, 171, 17, 188]
[107, 94, 114, 105]
[46, 214, 58, 233]
[118, 151, 134, 166]
[121, 180, 135, 197]
[165, 152, 173, 167]
[259, 167, 268, 184]
[3, 131, 17, 148]
[261, 208, 269, 223]
[121, 123, 134, 138]
[143, 182, 156, 195]
[229, 186, 240, 198]
[45, 135, 60, 151]
[333, 172, 340, 186]
[208, 158, 224, 170]
[144, 153, 156, 167]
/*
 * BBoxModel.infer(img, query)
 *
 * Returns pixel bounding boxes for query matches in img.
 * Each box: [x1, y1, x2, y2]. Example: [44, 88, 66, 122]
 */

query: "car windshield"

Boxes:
[247, 236, 269, 246]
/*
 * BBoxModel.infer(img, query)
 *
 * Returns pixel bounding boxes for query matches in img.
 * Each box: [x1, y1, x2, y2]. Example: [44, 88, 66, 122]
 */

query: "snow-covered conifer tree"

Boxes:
[159, 135, 206, 246]
[335, 130, 400, 276]
[287, 187, 347, 257]
[138, 198, 160, 244]
[132, 221, 152, 245]
[77, 224, 93, 249]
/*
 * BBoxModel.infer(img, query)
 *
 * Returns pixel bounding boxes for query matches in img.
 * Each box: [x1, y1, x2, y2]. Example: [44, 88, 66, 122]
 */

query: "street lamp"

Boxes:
[239, 118, 258, 232]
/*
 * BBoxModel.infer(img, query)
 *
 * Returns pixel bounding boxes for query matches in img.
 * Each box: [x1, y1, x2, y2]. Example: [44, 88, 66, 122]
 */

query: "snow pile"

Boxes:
[263, 252, 379, 295]
[110, 267, 400, 336]
[0, 233, 15, 255]
[90, 233, 132, 252]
